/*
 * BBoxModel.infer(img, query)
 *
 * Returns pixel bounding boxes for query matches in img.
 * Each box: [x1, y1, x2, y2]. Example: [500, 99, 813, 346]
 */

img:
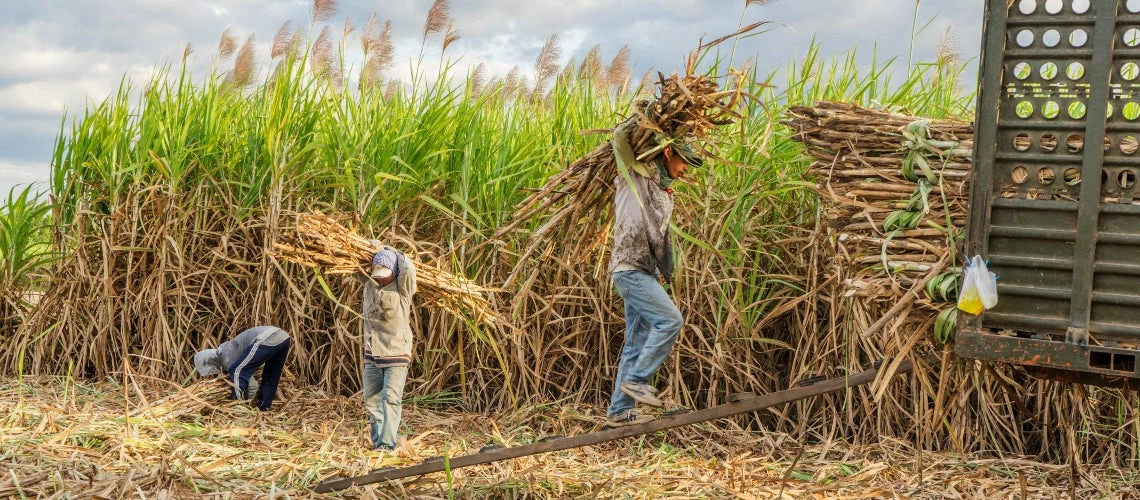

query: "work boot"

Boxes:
[605, 409, 655, 428]
[620, 382, 664, 407]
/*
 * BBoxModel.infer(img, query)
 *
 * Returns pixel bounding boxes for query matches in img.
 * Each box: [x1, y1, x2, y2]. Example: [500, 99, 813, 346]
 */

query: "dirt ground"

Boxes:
[1, 376, 1137, 499]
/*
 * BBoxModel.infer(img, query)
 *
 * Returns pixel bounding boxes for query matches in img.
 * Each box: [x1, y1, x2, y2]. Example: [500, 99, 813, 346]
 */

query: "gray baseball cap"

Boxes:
[193, 349, 222, 376]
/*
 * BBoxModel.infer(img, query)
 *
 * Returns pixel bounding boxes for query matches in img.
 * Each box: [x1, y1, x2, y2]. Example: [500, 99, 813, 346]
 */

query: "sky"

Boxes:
[0, 0, 983, 195]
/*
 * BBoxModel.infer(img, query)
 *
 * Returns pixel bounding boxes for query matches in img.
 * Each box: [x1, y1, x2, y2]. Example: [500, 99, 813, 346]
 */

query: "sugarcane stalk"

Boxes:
[273, 211, 504, 325]
[128, 379, 233, 421]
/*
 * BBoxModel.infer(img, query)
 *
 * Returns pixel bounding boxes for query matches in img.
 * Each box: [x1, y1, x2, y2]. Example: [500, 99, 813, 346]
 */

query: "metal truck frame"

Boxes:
[956, 0, 1140, 388]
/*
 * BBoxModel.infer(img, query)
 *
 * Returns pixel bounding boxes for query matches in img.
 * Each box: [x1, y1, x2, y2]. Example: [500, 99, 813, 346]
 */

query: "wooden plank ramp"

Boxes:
[314, 358, 913, 493]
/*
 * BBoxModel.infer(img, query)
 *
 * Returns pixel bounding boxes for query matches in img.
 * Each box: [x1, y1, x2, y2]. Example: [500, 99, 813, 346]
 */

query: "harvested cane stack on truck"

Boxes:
[273, 211, 504, 325]
[784, 101, 974, 342]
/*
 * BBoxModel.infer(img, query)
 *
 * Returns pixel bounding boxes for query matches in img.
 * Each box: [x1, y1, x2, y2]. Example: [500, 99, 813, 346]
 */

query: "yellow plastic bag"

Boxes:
[957, 255, 997, 315]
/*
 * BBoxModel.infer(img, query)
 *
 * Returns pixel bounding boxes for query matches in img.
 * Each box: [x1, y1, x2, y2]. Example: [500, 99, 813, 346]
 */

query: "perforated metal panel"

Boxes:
[956, 0, 1140, 386]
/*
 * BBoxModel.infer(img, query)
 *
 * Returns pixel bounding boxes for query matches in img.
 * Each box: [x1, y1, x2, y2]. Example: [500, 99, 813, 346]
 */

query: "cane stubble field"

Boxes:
[1, 0, 1139, 497]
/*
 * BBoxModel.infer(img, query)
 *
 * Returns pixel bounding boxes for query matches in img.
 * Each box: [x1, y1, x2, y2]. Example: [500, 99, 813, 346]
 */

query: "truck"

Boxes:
[956, 0, 1140, 388]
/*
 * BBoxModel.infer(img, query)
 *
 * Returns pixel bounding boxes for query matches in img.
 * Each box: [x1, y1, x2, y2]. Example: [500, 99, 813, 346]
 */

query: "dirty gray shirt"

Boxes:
[608, 119, 675, 283]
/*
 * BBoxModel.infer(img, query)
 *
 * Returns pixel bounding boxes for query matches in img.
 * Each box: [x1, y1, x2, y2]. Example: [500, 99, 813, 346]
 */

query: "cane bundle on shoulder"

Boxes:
[273, 211, 503, 325]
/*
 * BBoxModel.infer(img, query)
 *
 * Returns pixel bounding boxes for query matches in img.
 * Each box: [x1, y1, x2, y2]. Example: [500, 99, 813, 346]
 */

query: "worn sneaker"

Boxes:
[620, 382, 664, 407]
[605, 409, 656, 428]
[366, 446, 397, 465]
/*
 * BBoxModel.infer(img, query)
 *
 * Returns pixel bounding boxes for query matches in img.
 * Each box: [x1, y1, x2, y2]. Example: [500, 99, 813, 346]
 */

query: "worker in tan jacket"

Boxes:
[356, 245, 417, 451]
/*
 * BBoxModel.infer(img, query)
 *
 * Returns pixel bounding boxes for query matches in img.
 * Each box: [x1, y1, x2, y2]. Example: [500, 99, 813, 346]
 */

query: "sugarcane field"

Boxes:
[5, 0, 1140, 498]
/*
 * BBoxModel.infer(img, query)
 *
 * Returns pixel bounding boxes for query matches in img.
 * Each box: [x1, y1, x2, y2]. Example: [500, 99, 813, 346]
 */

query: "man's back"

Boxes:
[217, 325, 289, 370]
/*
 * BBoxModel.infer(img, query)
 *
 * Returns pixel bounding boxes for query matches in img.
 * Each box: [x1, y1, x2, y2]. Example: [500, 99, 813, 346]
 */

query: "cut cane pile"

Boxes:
[785, 101, 974, 341]
[127, 378, 235, 421]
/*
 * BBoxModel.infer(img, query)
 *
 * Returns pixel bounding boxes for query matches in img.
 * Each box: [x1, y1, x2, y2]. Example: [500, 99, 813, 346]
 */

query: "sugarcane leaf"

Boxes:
[414, 194, 483, 234]
[902, 154, 916, 182]
[790, 471, 814, 482]
[313, 271, 364, 319]
[940, 275, 958, 300]
[374, 170, 409, 183]
[880, 229, 902, 278]
[914, 154, 937, 183]
[673, 224, 717, 254]
[732, 336, 794, 350]
[917, 179, 932, 215]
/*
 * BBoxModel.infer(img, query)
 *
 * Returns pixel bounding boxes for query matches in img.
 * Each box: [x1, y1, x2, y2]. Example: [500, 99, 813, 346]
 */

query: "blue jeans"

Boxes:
[607, 270, 684, 418]
[362, 363, 408, 450]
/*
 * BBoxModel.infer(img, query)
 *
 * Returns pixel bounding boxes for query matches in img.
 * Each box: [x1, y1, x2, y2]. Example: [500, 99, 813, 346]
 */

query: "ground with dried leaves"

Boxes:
[2, 377, 1136, 499]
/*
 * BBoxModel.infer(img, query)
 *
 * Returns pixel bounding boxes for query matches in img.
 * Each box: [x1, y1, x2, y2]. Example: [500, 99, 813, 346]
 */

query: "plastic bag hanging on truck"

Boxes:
[957, 255, 998, 315]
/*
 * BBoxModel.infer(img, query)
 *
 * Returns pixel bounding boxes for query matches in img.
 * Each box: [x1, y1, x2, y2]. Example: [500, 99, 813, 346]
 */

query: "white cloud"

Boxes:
[0, 82, 71, 116]
[559, 29, 590, 62]
[0, 62, 156, 116]
[0, 159, 50, 197]
[0, 46, 92, 81]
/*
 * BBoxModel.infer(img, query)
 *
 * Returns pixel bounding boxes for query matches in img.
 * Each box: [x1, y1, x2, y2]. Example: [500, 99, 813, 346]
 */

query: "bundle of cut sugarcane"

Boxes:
[494, 23, 767, 260]
[128, 379, 233, 421]
[784, 101, 974, 304]
[273, 211, 504, 325]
